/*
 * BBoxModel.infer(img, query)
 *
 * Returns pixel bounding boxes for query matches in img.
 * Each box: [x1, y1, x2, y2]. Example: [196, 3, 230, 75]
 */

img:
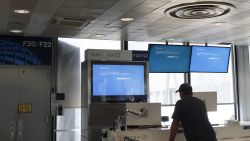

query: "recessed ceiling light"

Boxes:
[10, 29, 22, 33]
[14, 9, 30, 14]
[212, 22, 226, 26]
[120, 17, 134, 22]
[94, 34, 105, 37]
[168, 39, 175, 41]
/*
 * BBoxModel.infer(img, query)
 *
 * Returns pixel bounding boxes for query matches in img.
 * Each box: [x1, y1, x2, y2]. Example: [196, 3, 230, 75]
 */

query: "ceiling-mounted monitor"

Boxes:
[190, 46, 231, 73]
[148, 44, 192, 73]
[91, 61, 148, 103]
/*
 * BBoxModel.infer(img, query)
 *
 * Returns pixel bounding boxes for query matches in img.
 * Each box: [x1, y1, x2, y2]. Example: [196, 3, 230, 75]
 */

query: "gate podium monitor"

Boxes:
[91, 61, 148, 103]
[190, 46, 231, 73]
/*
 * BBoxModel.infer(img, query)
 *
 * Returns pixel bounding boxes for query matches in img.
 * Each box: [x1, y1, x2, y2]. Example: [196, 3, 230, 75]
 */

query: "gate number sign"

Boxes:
[18, 103, 32, 113]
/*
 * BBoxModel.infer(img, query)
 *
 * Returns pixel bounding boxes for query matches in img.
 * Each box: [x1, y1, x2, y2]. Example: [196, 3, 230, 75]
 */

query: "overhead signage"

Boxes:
[85, 49, 132, 61]
[0, 35, 52, 66]
[132, 51, 148, 61]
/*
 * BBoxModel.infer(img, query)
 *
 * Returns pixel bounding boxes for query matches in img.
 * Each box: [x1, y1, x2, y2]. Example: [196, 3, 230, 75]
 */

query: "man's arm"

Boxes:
[169, 119, 180, 141]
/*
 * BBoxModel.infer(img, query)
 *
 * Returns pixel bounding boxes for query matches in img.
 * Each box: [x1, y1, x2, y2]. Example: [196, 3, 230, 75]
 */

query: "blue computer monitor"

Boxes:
[190, 46, 231, 73]
[148, 44, 192, 73]
[91, 61, 147, 103]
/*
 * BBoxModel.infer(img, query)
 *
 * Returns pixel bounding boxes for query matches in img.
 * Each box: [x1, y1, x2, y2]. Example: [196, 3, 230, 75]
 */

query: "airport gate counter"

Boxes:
[81, 49, 250, 141]
[105, 123, 250, 141]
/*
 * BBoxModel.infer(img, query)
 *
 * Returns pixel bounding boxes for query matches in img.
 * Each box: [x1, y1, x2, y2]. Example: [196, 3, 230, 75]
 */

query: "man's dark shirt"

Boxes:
[172, 96, 217, 141]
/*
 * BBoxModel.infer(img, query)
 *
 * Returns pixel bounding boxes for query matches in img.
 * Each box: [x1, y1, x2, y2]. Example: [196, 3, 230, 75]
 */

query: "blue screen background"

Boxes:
[190, 46, 231, 72]
[149, 45, 192, 72]
[92, 64, 145, 96]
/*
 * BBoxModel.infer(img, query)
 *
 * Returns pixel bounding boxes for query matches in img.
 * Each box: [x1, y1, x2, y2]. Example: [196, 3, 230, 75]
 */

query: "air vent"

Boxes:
[50, 16, 94, 29]
[164, 1, 235, 19]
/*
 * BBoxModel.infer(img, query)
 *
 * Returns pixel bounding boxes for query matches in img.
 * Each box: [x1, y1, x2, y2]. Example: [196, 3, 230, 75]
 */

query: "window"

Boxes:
[128, 41, 184, 103]
[129, 41, 236, 126]
[59, 39, 237, 126]
[149, 73, 183, 104]
[208, 105, 235, 124]
[128, 41, 165, 50]
[190, 45, 235, 124]
[128, 41, 185, 125]
[56, 108, 81, 141]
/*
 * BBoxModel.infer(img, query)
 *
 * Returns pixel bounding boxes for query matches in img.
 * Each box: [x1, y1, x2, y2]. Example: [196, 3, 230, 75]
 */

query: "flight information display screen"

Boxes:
[148, 44, 192, 73]
[190, 46, 231, 73]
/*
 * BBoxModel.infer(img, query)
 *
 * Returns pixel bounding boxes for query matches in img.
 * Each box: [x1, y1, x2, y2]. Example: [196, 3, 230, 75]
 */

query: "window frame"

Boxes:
[128, 41, 238, 124]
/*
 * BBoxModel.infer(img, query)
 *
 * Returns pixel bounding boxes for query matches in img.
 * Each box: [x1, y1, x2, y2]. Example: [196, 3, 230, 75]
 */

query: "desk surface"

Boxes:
[107, 124, 250, 141]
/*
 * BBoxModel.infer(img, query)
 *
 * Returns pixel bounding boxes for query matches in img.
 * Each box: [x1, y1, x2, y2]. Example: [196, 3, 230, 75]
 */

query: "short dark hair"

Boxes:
[176, 83, 193, 95]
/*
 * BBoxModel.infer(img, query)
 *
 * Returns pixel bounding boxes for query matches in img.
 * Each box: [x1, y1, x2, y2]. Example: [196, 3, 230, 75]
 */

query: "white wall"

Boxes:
[57, 40, 81, 107]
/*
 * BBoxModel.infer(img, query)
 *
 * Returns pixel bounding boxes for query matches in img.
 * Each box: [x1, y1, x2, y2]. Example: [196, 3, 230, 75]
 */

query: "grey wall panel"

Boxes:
[0, 67, 50, 141]
[18, 67, 51, 141]
[0, 68, 19, 141]
[81, 108, 88, 141]
[81, 61, 89, 108]
[57, 41, 81, 107]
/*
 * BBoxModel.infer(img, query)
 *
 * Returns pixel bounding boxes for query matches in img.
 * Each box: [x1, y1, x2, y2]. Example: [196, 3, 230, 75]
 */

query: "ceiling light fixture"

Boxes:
[94, 34, 105, 37]
[212, 22, 226, 26]
[14, 9, 30, 14]
[10, 29, 22, 33]
[120, 17, 134, 22]
[164, 1, 236, 19]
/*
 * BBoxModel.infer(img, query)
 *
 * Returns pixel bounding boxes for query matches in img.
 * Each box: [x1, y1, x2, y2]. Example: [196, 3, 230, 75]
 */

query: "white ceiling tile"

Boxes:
[56, 6, 83, 17]
[108, 0, 144, 11]
[0, 0, 11, 32]
[62, 0, 88, 8]
[74, 33, 92, 38]
[2, 0, 250, 45]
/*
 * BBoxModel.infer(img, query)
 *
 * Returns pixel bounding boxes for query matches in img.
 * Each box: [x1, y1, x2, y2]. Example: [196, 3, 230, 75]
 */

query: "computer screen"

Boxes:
[91, 61, 147, 103]
[190, 46, 231, 73]
[148, 44, 192, 73]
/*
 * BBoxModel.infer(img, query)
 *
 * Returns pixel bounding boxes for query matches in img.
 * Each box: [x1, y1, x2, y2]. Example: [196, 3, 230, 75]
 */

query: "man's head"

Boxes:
[176, 83, 193, 99]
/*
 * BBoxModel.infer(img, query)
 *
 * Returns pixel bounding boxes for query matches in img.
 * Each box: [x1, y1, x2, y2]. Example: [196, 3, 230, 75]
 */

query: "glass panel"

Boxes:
[56, 131, 81, 141]
[128, 41, 184, 104]
[129, 41, 236, 125]
[190, 52, 234, 103]
[56, 108, 81, 141]
[208, 104, 235, 125]
[168, 42, 184, 45]
[190, 43, 206, 46]
[161, 106, 175, 126]
[128, 41, 164, 50]
[57, 108, 81, 130]
[161, 104, 235, 126]
[149, 73, 183, 104]
[207, 43, 231, 47]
